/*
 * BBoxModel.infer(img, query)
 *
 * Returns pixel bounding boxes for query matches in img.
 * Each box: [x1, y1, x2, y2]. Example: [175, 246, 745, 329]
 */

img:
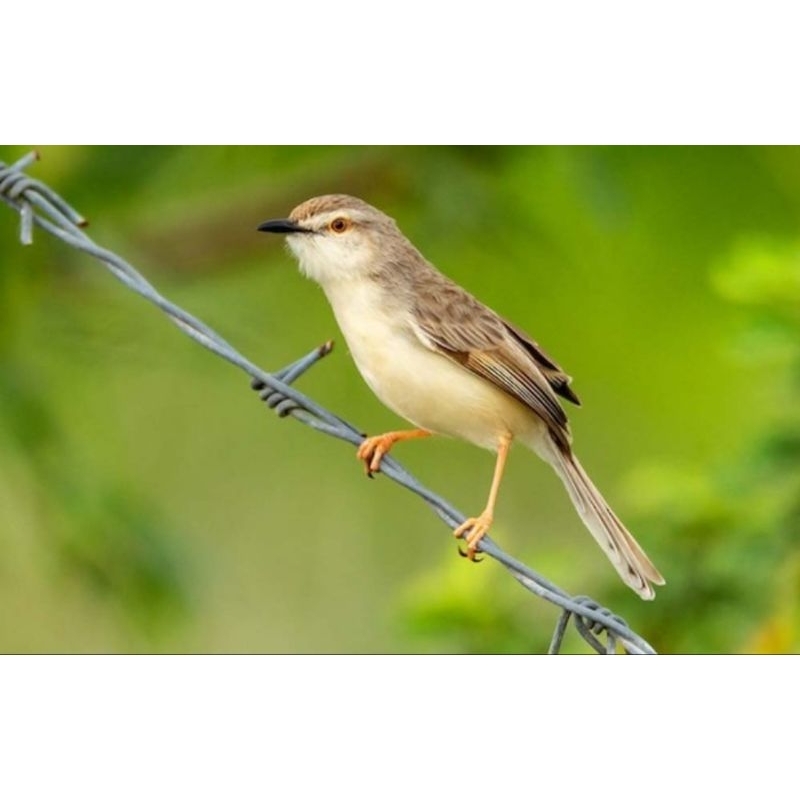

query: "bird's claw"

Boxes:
[453, 512, 493, 563]
[356, 435, 391, 478]
[457, 544, 483, 562]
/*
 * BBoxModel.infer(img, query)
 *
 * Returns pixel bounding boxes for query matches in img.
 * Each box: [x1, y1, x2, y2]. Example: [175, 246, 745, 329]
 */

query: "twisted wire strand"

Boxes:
[0, 152, 657, 655]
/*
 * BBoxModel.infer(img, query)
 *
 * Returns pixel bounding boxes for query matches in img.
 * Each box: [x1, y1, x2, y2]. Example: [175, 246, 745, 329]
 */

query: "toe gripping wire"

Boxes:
[0, 152, 657, 655]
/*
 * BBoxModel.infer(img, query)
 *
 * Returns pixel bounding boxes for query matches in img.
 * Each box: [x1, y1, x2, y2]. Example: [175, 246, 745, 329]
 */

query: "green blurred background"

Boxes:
[0, 145, 798, 653]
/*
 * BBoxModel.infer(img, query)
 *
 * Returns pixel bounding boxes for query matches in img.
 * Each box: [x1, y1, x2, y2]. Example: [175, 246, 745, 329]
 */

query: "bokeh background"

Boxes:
[0, 145, 798, 653]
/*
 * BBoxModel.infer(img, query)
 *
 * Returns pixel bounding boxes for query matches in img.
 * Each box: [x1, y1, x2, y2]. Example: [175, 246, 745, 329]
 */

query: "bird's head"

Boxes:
[258, 194, 401, 285]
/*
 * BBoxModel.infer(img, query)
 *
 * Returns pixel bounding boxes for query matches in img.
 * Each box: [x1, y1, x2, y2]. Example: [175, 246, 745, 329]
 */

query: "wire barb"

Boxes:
[0, 153, 658, 655]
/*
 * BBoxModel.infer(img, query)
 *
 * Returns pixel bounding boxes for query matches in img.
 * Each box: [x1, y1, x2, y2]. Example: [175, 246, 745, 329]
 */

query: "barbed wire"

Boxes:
[0, 151, 657, 655]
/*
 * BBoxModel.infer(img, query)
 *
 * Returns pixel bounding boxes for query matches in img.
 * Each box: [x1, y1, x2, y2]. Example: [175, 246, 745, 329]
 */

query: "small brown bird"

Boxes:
[259, 195, 665, 599]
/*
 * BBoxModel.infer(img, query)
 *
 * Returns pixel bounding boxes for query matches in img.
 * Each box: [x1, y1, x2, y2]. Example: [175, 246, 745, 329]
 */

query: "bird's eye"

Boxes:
[329, 217, 351, 234]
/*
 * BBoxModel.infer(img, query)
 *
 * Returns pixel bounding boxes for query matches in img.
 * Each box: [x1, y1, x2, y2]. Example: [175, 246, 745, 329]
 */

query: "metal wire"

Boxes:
[0, 152, 658, 655]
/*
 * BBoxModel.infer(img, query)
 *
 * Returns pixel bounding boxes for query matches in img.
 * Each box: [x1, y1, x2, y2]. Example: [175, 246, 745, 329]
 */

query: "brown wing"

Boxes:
[502, 319, 581, 405]
[410, 277, 575, 448]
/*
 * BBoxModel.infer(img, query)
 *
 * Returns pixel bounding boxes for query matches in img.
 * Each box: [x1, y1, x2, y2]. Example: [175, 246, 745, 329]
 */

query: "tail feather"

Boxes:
[543, 441, 665, 600]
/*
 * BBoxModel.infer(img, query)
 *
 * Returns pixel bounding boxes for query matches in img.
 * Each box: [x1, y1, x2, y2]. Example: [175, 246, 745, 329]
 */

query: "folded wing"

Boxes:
[410, 276, 578, 450]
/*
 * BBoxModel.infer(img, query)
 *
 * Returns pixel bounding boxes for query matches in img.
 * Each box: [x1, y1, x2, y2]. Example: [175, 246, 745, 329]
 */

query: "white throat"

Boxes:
[288, 232, 376, 287]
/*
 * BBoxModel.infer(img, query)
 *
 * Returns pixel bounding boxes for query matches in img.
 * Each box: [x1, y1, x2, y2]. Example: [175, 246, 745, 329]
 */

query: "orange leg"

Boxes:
[356, 429, 431, 477]
[453, 433, 513, 561]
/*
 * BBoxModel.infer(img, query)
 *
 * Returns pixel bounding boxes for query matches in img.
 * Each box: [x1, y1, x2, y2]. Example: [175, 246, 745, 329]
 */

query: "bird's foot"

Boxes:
[356, 429, 431, 478]
[454, 511, 493, 562]
[356, 433, 397, 477]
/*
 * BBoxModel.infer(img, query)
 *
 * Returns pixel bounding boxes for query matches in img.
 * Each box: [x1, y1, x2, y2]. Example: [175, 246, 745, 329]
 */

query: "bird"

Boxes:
[258, 194, 665, 599]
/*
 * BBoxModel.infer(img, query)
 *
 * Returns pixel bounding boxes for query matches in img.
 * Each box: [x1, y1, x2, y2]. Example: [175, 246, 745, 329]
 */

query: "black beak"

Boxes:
[257, 219, 310, 234]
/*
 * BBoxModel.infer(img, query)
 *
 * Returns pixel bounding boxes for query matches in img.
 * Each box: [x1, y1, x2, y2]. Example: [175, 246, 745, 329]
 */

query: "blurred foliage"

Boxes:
[0, 306, 191, 642]
[0, 146, 798, 652]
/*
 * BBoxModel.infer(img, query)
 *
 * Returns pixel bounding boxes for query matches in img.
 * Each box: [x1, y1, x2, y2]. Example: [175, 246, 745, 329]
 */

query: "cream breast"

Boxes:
[321, 279, 541, 450]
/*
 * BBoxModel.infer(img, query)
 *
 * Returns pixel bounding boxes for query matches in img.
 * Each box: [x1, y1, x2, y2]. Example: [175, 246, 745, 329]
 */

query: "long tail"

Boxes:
[540, 438, 665, 600]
